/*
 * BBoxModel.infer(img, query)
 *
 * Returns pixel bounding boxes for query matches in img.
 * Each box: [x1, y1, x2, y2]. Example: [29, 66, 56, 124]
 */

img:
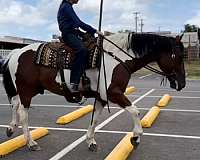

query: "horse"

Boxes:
[0, 32, 185, 152]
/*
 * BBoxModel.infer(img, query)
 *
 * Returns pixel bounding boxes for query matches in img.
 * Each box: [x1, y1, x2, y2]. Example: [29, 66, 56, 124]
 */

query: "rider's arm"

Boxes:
[64, 3, 97, 34]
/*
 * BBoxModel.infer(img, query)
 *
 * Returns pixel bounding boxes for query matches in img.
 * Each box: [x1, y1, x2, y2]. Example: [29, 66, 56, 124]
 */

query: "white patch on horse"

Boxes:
[104, 33, 137, 59]
[8, 43, 42, 89]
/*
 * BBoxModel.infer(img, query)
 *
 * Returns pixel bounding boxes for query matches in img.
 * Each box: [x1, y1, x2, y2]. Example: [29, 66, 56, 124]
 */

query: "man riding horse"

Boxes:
[57, 0, 103, 94]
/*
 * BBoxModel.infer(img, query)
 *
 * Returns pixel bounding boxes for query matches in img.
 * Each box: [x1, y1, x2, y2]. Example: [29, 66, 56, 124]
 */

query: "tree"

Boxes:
[184, 24, 199, 32]
[184, 24, 200, 40]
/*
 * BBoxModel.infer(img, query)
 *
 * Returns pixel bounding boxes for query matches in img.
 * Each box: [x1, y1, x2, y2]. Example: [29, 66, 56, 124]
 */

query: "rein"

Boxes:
[102, 35, 176, 79]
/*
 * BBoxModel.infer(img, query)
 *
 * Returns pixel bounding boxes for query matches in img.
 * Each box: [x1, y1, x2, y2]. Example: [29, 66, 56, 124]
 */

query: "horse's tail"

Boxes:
[1, 56, 17, 102]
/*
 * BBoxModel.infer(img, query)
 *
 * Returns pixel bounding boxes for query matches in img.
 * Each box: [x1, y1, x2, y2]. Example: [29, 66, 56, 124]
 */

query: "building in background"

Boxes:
[181, 32, 200, 61]
[0, 36, 45, 58]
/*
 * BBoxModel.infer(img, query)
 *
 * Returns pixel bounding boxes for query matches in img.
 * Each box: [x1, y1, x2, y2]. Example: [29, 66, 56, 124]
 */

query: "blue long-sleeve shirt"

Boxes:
[57, 1, 96, 34]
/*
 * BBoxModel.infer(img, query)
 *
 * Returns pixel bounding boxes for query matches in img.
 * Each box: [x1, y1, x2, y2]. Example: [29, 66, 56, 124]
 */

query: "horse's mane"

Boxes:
[129, 33, 174, 58]
[105, 33, 176, 59]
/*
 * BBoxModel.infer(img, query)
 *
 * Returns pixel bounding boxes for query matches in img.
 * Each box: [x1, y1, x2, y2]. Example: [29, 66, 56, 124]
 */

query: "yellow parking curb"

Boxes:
[0, 128, 48, 156]
[141, 106, 160, 128]
[124, 86, 136, 95]
[56, 86, 135, 125]
[56, 105, 93, 125]
[157, 94, 172, 107]
[105, 133, 134, 160]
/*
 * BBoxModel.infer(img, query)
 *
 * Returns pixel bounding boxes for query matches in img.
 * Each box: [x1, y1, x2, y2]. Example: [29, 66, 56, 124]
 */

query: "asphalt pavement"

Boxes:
[0, 74, 200, 160]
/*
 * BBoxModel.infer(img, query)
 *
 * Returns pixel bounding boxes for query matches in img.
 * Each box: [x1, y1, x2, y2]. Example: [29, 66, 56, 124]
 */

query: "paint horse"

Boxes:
[0, 33, 185, 151]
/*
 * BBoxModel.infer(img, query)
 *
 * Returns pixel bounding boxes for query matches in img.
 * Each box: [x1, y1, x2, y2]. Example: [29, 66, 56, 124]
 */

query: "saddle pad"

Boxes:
[35, 42, 71, 69]
[34, 38, 101, 69]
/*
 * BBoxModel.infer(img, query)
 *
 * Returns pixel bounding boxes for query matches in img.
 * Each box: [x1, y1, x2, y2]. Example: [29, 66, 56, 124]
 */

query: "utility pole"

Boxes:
[140, 19, 144, 32]
[133, 12, 140, 33]
[158, 26, 161, 33]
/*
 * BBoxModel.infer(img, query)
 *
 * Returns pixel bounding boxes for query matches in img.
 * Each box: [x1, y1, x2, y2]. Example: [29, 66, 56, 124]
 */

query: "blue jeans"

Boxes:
[62, 32, 88, 85]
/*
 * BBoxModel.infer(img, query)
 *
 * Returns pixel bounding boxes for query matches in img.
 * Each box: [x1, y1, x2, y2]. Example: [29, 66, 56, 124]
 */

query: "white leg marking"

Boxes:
[17, 104, 39, 148]
[126, 104, 143, 137]
[86, 101, 104, 147]
[9, 95, 20, 132]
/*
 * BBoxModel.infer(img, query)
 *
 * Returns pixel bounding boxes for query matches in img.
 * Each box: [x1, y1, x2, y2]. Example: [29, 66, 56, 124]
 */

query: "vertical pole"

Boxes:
[140, 19, 144, 33]
[133, 12, 140, 33]
[188, 35, 191, 64]
[91, 0, 105, 125]
[98, 0, 104, 31]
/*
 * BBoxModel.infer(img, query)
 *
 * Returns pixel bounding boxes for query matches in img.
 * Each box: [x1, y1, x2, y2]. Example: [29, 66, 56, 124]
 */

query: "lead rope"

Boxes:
[102, 41, 111, 113]
[90, 0, 107, 125]
[90, 37, 102, 125]
[90, 36, 111, 126]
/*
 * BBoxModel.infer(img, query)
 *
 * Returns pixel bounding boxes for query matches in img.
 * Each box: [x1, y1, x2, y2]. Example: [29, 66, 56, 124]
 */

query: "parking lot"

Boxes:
[0, 74, 200, 160]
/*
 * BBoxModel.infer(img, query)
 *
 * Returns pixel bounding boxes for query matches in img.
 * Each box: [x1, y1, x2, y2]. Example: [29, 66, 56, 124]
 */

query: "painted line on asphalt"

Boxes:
[1, 125, 200, 140]
[130, 87, 200, 93]
[0, 85, 200, 95]
[139, 74, 153, 79]
[49, 89, 155, 160]
[100, 130, 200, 140]
[127, 95, 200, 99]
[1, 103, 200, 113]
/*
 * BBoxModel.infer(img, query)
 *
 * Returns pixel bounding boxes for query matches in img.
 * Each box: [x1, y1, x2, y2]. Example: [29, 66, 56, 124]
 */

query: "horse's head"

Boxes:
[157, 35, 186, 91]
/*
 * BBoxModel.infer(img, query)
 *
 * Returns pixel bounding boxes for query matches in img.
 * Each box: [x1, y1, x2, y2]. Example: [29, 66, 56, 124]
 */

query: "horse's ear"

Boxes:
[176, 34, 184, 42]
[179, 33, 184, 40]
[175, 34, 183, 44]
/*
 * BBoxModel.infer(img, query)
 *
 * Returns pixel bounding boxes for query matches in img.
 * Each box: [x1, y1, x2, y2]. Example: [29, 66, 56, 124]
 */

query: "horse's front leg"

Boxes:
[125, 104, 143, 147]
[7, 95, 20, 137]
[18, 104, 41, 151]
[108, 87, 143, 147]
[86, 101, 104, 152]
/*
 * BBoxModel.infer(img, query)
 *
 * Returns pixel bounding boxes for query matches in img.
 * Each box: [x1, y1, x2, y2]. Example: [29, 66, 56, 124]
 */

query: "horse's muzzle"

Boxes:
[169, 79, 185, 91]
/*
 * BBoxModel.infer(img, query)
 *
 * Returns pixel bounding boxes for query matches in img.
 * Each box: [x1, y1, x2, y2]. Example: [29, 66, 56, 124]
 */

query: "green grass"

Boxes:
[185, 60, 200, 80]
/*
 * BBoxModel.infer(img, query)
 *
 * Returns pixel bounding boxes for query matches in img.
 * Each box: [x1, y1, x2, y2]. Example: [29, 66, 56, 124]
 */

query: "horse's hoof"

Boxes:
[130, 137, 140, 149]
[88, 143, 98, 152]
[78, 96, 87, 105]
[6, 128, 14, 137]
[29, 144, 41, 151]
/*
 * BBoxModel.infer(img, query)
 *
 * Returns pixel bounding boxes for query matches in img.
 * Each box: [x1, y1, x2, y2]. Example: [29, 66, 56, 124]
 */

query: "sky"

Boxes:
[0, 0, 200, 41]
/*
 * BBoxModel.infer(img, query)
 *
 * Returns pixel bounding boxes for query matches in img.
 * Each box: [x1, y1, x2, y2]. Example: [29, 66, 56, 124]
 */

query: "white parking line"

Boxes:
[49, 89, 155, 160]
[139, 74, 153, 79]
[0, 94, 199, 109]
[1, 125, 200, 140]
[1, 104, 200, 113]
[127, 95, 200, 99]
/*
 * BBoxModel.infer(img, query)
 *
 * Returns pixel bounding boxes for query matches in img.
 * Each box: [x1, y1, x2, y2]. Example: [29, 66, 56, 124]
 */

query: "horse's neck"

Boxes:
[104, 34, 129, 52]
[126, 56, 154, 74]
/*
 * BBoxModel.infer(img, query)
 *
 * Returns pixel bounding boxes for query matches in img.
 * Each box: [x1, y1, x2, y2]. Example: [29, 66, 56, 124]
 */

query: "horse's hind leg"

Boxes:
[86, 101, 104, 152]
[125, 104, 143, 148]
[17, 103, 41, 151]
[7, 95, 20, 137]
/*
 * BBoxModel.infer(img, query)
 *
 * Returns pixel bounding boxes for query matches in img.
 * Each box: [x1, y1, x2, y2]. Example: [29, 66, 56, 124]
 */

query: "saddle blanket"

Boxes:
[34, 35, 102, 69]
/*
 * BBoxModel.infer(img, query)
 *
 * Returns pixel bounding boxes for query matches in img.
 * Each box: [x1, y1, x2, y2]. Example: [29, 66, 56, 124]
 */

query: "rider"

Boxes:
[57, 0, 103, 93]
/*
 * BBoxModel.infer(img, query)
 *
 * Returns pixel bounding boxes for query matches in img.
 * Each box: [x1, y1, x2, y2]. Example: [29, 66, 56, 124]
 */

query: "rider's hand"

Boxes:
[96, 31, 104, 36]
